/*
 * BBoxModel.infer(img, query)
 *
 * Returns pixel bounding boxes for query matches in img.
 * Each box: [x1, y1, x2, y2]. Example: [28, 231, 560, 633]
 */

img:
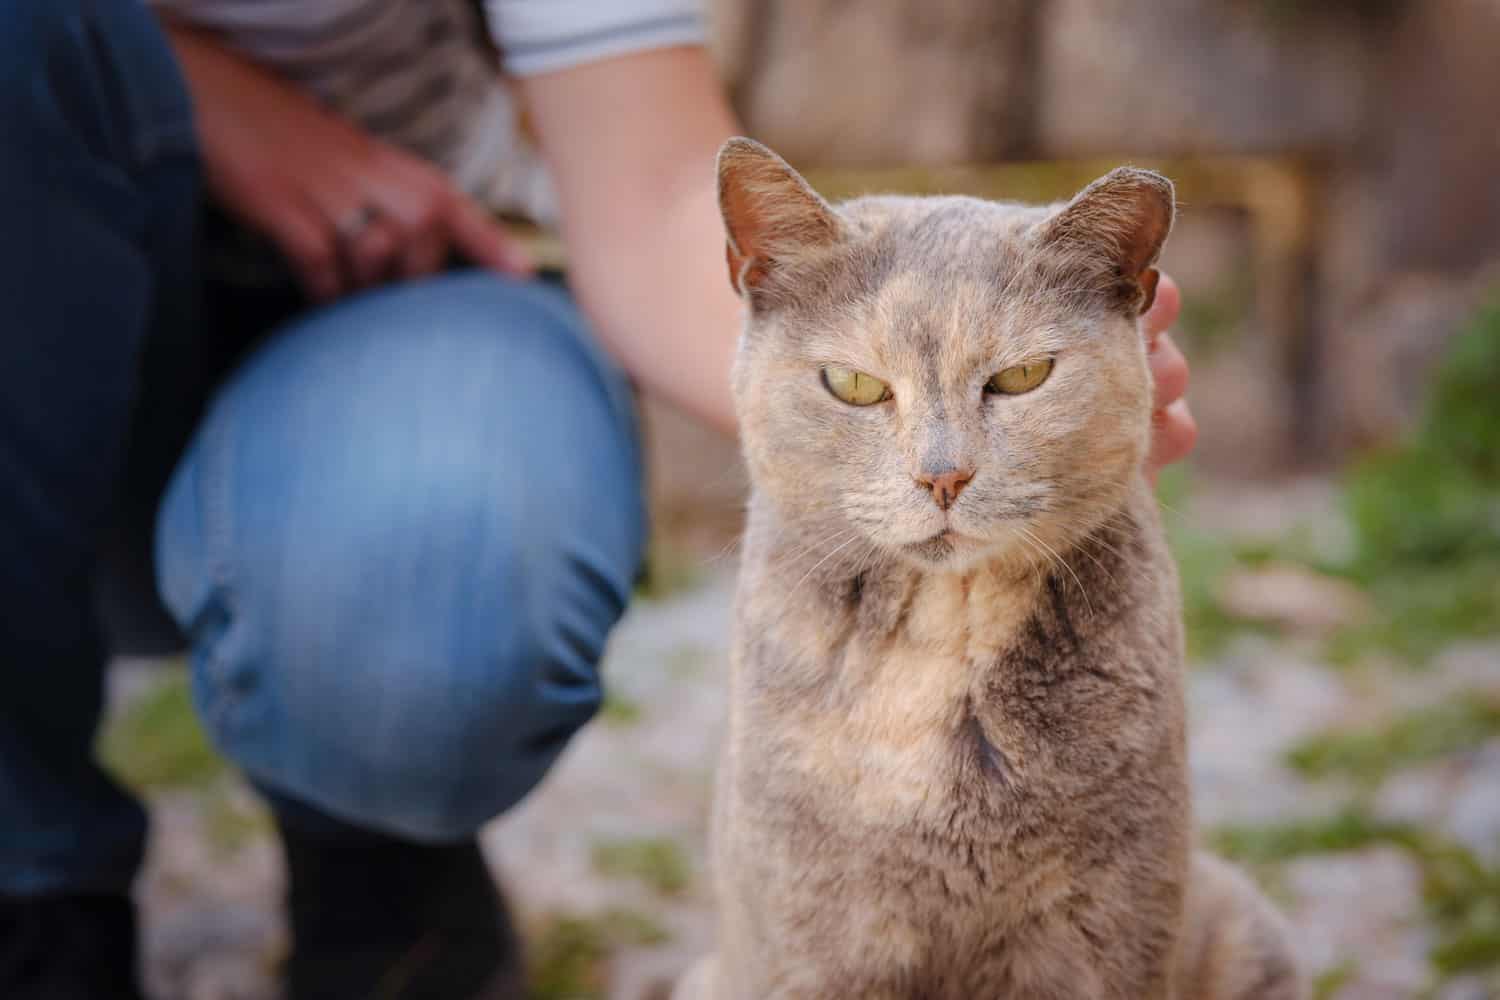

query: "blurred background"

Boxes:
[106, 1, 1500, 997]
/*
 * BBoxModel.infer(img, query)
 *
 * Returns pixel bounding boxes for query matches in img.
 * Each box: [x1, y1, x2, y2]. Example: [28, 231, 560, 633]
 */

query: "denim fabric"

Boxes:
[155, 273, 647, 842]
[2, 0, 647, 892]
[1, 0, 198, 896]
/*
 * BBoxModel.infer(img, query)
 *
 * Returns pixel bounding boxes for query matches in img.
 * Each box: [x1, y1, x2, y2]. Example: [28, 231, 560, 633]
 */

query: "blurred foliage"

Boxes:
[590, 836, 692, 895]
[1210, 807, 1415, 863]
[1327, 295, 1500, 664]
[600, 690, 644, 726]
[526, 907, 671, 1000]
[1209, 311, 1500, 989]
[591, 907, 671, 947]
[203, 787, 273, 858]
[1324, 562, 1500, 666]
[635, 537, 704, 602]
[665, 643, 714, 679]
[528, 915, 608, 1000]
[99, 668, 268, 858]
[1165, 294, 1500, 666]
[1286, 692, 1500, 786]
[1174, 274, 1253, 358]
[1310, 960, 1358, 1000]
[1156, 466, 1271, 660]
[1212, 808, 1500, 981]
[98, 667, 225, 791]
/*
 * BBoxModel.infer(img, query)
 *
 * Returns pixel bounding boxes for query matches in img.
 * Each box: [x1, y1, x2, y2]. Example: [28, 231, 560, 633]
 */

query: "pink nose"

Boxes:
[915, 467, 974, 511]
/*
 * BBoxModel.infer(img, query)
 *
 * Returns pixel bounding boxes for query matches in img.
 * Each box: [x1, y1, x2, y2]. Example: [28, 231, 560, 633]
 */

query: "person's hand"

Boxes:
[1143, 273, 1197, 479]
[165, 22, 532, 302]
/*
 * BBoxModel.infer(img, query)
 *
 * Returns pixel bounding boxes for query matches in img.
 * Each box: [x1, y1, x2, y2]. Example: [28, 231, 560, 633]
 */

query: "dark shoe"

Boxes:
[277, 811, 524, 1000]
[0, 892, 143, 999]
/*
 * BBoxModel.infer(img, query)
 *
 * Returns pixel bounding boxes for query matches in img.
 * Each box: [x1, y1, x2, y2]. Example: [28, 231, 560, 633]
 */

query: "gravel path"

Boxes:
[121, 484, 1500, 1000]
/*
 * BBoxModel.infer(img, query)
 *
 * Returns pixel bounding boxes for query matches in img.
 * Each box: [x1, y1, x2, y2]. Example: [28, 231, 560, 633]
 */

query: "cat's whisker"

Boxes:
[1008, 529, 1049, 597]
[1018, 524, 1095, 619]
[1066, 536, 1122, 592]
[705, 532, 746, 567]
[786, 530, 868, 598]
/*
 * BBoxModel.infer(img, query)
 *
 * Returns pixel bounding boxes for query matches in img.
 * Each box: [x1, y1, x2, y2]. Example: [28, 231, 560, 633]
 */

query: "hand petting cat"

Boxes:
[1143, 274, 1197, 478]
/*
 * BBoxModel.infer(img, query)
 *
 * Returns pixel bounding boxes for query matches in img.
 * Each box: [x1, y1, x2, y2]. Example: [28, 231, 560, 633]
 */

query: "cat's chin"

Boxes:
[894, 523, 1063, 576]
[900, 529, 1005, 574]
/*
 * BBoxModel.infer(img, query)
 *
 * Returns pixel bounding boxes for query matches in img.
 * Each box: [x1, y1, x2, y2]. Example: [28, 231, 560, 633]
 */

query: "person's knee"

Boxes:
[157, 275, 647, 840]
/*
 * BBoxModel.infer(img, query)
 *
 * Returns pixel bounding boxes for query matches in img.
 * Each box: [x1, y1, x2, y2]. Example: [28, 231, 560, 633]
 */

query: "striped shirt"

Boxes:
[149, 0, 705, 222]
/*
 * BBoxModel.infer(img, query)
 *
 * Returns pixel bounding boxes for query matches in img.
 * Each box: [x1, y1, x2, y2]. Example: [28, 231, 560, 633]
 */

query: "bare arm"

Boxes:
[517, 47, 743, 435]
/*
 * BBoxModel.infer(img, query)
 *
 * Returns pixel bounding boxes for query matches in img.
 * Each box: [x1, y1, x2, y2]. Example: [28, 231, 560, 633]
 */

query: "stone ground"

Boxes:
[112, 478, 1500, 1000]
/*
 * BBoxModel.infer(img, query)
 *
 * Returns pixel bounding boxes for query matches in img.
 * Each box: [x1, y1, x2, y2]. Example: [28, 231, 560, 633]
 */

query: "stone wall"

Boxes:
[700, 0, 1500, 470]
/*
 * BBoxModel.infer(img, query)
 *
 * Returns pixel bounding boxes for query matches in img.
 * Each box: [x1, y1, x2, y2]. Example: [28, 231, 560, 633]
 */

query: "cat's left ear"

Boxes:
[1039, 167, 1175, 314]
[717, 137, 844, 301]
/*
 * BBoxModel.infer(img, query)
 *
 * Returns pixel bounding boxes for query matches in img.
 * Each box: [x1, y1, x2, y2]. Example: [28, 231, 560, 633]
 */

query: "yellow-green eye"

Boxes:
[822, 366, 892, 406]
[986, 359, 1054, 396]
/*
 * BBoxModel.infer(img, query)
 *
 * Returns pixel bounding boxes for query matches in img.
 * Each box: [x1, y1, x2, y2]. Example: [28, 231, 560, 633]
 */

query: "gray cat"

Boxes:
[674, 139, 1303, 1000]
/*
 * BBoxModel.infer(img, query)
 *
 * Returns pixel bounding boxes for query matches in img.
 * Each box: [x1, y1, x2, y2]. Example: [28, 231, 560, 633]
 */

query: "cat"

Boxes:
[673, 138, 1303, 1000]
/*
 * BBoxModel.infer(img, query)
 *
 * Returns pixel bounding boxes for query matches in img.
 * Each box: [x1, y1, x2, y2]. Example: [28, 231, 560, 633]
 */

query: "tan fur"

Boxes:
[678, 140, 1303, 1000]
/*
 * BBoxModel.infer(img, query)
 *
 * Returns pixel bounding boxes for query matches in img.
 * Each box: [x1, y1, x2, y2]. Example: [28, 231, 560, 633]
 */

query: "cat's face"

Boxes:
[719, 139, 1174, 573]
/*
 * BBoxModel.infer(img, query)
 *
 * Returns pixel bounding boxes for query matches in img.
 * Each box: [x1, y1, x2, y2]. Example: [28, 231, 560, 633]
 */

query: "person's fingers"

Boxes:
[1148, 398, 1199, 477]
[1148, 331, 1190, 409]
[343, 214, 402, 288]
[1142, 271, 1181, 346]
[265, 200, 342, 302]
[398, 226, 448, 279]
[446, 192, 536, 277]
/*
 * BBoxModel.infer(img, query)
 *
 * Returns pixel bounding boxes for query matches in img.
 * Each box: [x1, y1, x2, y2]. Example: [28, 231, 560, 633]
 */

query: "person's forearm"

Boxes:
[519, 49, 743, 436]
[566, 169, 742, 436]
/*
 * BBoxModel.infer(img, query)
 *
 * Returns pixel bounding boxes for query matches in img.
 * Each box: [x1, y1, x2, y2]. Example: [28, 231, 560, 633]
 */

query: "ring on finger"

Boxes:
[335, 203, 379, 242]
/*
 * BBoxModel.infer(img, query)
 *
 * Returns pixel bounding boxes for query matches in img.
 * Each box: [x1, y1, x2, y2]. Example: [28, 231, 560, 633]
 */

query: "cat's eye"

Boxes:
[822, 366, 892, 406]
[986, 359, 1055, 396]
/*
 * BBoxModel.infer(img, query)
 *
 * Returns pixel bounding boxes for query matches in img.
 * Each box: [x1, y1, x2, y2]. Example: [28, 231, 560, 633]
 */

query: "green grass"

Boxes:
[1323, 561, 1500, 666]
[1286, 692, 1500, 785]
[665, 643, 714, 679]
[202, 788, 273, 857]
[592, 906, 671, 947]
[1311, 959, 1358, 1000]
[1157, 467, 1274, 661]
[1415, 837, 1500, 977]
[1210, 808, 1419, 864]
[1212, 808, 1500, 981]
[98, 668, 226, 792]
[1175, 274, 1254, 357]
[599, 690, 644, 726]
[527, 914, 611, 1000]
[1320, 294, 1500, 666]
[635, 538, 703, 602]
[589, 836, 692, 895]
[526, 907, 672, 1000]
[1161, 293, 1500, 669]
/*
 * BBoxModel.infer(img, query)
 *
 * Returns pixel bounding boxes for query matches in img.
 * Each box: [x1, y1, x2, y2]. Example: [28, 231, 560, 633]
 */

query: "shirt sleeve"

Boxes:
[484, 0, 706, 77]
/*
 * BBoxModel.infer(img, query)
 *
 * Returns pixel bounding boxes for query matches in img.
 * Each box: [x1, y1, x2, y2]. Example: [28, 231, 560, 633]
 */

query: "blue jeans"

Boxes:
[1, 0, 647, 895]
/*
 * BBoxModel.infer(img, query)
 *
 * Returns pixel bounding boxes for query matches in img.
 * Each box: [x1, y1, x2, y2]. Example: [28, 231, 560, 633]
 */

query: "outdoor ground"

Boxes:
[105, 465, 1500, 1000]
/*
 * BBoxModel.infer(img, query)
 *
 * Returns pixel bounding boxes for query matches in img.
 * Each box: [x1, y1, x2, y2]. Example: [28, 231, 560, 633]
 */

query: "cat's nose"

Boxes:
[915, 467, 974, 510]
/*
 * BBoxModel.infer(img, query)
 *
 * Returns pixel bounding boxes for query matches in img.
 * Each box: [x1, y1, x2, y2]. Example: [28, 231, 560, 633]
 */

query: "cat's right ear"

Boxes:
[717, 137, 843, 300]
[1039, 167, 1175, 315]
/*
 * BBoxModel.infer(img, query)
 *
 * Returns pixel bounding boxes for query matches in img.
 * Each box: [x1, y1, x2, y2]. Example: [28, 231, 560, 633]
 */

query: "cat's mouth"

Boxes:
[906, 528, 969, 563]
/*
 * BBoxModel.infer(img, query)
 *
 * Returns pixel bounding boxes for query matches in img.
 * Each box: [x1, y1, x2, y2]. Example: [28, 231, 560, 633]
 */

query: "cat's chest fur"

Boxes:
[746, 569, 1036, 827]
[717, 487, 1190, 993]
